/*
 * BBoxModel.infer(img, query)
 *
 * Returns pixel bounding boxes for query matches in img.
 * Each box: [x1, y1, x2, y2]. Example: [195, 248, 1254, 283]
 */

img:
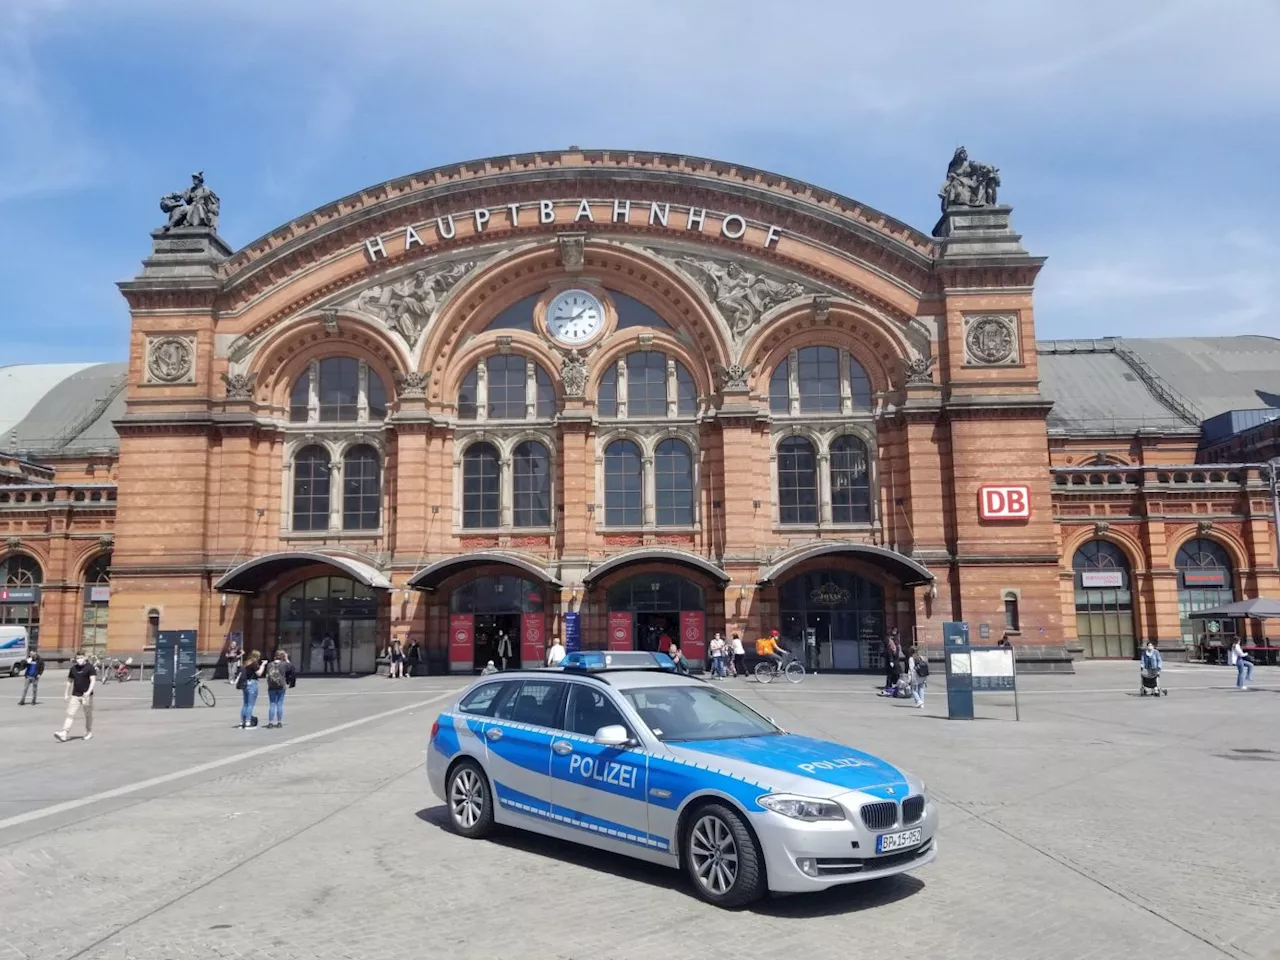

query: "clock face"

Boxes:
[546, 289, 604, 344]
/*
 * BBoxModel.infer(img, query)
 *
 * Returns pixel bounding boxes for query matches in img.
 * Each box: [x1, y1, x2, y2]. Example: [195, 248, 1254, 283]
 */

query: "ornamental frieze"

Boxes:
[338, 259, 476, 347]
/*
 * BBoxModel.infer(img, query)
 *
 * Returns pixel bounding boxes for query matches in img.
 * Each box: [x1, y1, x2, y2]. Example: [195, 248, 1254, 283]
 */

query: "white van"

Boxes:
[0, 627, 30, 676]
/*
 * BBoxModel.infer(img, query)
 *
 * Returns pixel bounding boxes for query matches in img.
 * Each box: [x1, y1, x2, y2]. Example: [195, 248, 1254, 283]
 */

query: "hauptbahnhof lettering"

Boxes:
[1, 148, 1276, 672]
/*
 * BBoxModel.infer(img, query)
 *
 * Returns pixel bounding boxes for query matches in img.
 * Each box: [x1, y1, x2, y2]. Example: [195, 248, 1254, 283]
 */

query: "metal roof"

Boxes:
[1, 363, 128, 457]
[0, 363, 95, 440]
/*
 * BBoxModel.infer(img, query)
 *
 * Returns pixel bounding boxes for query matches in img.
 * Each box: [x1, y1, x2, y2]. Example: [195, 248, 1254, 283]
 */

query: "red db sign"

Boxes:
[979, 485, 1030, 520]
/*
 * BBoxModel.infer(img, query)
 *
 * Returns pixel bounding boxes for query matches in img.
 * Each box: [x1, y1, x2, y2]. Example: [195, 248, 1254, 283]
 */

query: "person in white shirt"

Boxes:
[729, 633, 746, 678]
[1229, 638, 1252, 690]
[545, 637, 566, 667]
[709, 634, 726, 679]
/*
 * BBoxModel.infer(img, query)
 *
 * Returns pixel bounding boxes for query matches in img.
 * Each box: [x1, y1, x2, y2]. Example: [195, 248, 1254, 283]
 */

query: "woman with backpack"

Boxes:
[908, 650, 930, 708]
[265, 650, 296, 728]
[237, 651, 266, 729]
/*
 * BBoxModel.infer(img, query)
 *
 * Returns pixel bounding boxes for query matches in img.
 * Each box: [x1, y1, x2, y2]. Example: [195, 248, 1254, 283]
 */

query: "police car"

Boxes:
[426, 653, 936, 907]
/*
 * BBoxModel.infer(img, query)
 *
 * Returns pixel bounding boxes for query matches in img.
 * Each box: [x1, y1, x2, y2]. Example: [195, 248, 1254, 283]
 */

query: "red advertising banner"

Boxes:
[680, 611, 706, 662]
[448, 614, 474, 664]
[521, 613, 545, 667]
[607, 611, 633, 651]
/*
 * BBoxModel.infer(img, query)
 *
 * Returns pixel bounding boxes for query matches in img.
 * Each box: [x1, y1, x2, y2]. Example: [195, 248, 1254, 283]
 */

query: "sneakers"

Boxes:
[54, 731, 67, 742]
[84, 732, 93, 741]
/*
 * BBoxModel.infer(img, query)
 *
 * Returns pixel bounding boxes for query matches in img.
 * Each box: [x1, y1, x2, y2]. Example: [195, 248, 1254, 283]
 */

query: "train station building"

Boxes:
[1, 149, 1277, 671]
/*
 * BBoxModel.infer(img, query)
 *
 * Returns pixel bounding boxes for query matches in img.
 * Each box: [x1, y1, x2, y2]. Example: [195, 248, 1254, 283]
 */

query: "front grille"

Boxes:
[860, 800, 898, 831]
[814, 858, 863, 876]
[902, 796, 925, 824]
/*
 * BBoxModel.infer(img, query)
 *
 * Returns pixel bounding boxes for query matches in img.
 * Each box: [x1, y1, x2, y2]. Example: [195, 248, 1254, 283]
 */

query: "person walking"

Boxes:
[545, 635, 566, 667]
[730, 633, 746, 678]
[1229, 637, 1253, 690]
[54, 651, 97, 742]
[264, 650, 295, 728]
[881, 631, 901, 696]
[17, 648, 43, 705]
[908, 650, 930, 708]
[321, 635, 336, 674]
[388, 638, 404, 679]
[226, 639, 243, 685]
[238, 651, 266, 729]
[709, 633, 726, 679]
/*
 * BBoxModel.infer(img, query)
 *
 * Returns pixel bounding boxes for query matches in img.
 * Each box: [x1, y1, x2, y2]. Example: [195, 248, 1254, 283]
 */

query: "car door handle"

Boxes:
[485, 728, 503, 741]
[551, 741, 574, 756]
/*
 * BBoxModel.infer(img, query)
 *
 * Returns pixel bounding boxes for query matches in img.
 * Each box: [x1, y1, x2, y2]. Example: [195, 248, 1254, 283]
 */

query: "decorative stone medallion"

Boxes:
[145, 335, 196, 383]
[963, 315, 1018, 365]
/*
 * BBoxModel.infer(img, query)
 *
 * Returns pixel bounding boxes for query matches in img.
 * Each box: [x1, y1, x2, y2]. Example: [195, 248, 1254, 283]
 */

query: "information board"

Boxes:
[152, 630, 176, 709]
[172, 630, 198, 708]
[942, 621, 974, 721]
[563, 611, 581, 653]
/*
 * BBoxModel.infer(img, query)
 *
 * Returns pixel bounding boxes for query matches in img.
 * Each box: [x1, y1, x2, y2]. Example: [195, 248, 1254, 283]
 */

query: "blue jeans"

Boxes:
[1237, 659, 1253, 687]
[268, 687, 285, 724]
[712, 656, 725, 677]
[911, 681, 927, 705]
[240, 679, 259, 725]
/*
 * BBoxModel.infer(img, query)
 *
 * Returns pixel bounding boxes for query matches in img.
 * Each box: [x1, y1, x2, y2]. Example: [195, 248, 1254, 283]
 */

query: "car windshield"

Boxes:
[622, 685, 780, 742]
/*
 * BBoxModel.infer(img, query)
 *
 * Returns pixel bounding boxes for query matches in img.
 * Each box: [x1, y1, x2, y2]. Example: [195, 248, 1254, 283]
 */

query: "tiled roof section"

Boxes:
[2, 363, 128, 457]
[1118, 336, 1280, 419]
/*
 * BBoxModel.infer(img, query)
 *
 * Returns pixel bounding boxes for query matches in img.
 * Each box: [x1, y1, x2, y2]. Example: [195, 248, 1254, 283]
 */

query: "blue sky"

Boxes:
[2, 0, 1276, 364]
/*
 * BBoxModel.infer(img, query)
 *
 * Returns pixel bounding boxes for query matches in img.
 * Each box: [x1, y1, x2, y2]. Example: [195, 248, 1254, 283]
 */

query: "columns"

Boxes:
[642, 453, 656, 528]
[817, 452, 832, 525]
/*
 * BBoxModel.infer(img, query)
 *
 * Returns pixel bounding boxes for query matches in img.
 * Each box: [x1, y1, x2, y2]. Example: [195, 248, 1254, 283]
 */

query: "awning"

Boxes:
[759, 542, 935, 587]
[408, 552, 561, 592]
[215, 551, 392, 594]
[1189, 597, 1280, 620]
[582, 548, 729, 587]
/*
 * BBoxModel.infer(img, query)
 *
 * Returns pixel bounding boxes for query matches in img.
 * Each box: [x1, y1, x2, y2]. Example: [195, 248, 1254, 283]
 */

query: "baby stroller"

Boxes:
[1139, 665, 1167, 697]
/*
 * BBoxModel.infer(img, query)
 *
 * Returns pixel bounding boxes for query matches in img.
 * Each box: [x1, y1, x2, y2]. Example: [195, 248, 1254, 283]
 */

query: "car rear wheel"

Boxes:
[446, 760, 494, 839]
[683, 802, 765, 908]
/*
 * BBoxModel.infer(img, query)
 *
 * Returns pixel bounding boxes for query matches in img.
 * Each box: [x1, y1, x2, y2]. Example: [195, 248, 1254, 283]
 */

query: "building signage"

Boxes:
[0, 586, 39, 604]
[1183, 570, 1226, 587]
[679, 610, 705, 661]
[89, 586, 111, 603]
[810, 583, 852, 606]
[362, 199, 784, 263]
[978, 485, 1031, 520]
[448, 614, 474, 665]
[520, 613, 544, 666]
[1080, 571, 1124, 589]
[607, 611, 632, 651]
[563, 611, 581, 654]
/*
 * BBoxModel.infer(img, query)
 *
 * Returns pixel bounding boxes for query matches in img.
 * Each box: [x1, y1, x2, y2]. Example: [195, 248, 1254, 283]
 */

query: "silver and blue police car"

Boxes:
[427, 651, 936, 907]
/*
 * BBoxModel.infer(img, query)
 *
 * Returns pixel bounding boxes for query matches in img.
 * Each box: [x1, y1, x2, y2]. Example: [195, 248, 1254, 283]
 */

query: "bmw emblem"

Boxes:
[886, 787, 896, 795]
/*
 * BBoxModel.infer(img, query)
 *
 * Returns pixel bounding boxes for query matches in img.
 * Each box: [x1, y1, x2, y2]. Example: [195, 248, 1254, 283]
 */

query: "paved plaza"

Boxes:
[0, 663, 1276, 960]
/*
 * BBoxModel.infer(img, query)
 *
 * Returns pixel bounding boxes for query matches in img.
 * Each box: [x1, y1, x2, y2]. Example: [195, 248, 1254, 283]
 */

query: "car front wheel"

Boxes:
[683, 802, 765, 908]
[446, 760, 494, 839]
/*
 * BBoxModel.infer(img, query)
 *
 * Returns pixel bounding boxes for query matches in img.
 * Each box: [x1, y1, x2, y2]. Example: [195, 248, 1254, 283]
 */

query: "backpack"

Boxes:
[916, 659, 930, 679]
[266, 660, 285, 687]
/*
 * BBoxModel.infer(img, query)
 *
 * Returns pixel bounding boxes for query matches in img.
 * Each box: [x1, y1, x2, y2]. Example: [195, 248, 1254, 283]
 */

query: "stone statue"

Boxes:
[672, 256, 807, 341]
[938, 147, 1001, 212]
[160, 171, 220, 231]
[220, 371, 256, 399]
[561, 349, 589, 397]
[346, 260, 475, 346]
[395, 371, 429, 397]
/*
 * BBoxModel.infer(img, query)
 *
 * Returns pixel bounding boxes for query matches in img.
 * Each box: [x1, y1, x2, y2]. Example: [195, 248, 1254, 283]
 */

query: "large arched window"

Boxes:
[777, 436, 818, 525]
[1176, 537, 1238, 651]
[462, 442, 501, 528]
[1072, 540, 1135, 658]
[513, 440, 551, 528]
[458, 367, 478, 420]
[289, 372, 310, 422]
[770, 347, 873, 414]
[798, 346, 841, 412]
[627, 351, 668, 417]
[81, 553, 111, 655]
[456, 356, 555, 421]
[830, 435, 871, 523]
[487, 355, 527, 419]
[292, 446, 332, 531]
[342, 445, 381, 531]
[597, 352, 696, 419]
[1, 553, 43, 647]
[604, 439, 643, 527]
[289, 358, 388, 424]
[655, 438, 694, 526]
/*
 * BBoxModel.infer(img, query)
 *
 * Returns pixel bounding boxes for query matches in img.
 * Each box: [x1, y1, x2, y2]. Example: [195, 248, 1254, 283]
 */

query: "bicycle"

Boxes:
[187, 670, 216, 707]
[108, 658, 134, 682]
[754, 655, 805, 684]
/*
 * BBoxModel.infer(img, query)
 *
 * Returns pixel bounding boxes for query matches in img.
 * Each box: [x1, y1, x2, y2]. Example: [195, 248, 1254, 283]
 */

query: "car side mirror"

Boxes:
[594, 724, 632, 748]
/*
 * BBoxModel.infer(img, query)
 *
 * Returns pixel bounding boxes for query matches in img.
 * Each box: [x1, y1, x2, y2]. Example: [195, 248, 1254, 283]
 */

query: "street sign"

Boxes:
[152, 631, 176, 709]
[172, 630, 198, 708]
[942, 621, 974, 720]
[563, 611, 581, 654]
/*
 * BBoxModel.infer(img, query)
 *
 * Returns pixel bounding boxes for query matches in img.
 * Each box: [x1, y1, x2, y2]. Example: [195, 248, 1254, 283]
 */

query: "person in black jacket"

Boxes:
[18, 649, 44, 705]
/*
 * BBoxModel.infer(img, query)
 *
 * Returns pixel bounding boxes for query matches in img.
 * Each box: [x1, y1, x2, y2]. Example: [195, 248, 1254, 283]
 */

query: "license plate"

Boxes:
[877, 827, 922, 853]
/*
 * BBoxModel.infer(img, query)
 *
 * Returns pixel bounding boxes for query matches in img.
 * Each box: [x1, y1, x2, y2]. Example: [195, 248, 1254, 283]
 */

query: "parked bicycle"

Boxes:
[754, 655, 805, 684]
[90, 655, 133, 682]
[188, 669, 216, 707]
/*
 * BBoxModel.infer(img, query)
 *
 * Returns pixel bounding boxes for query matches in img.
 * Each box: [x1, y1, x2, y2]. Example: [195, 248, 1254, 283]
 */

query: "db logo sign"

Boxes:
[979, 485, 1031, 520]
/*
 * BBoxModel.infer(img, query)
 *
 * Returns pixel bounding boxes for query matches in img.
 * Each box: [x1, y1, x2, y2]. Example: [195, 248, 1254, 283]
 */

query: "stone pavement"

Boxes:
[0, 663, 1276, 960]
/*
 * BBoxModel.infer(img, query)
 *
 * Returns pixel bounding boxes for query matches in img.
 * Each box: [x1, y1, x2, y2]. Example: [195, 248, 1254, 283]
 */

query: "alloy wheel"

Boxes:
[450, 767, 484, 829]
[689, 813, 739, 895]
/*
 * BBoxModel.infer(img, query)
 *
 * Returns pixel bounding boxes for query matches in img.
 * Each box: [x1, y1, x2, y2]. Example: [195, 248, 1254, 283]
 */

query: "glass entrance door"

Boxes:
[278, 575, 382, 674]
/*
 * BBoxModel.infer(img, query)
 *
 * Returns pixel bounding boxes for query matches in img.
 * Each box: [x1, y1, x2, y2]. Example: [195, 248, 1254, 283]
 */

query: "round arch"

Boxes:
[1165, 527, 1249, 574]
[1061, 527, 1147, 575]
[438, 331, 564, 406]
[584, 329, 713, 400]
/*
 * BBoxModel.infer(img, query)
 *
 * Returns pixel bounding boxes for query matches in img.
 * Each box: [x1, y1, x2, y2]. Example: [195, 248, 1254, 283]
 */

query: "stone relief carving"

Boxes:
[220, 371, 256, 399]
[342, 260, 476, 346]
[558, 233, 586, 271]
[813, 295, 831, 322]
[160, 171, 220, 231]
[901, 353, 937, 385]
[1094, 521, 1111, 536]
[964, 315, 1018, 365]
[718, 362, 752, 391]
[395, 371, 429, 397]
[1197, 519, 1214, 535]
[145, 335, 196, 383]
[560, 349, 589, 397]
[939, 146, 1001, 212]
[666, 254, 809, 342]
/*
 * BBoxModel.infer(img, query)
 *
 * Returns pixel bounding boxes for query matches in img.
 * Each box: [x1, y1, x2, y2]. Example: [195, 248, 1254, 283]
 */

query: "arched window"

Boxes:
[830, 435, 871, 523]
[81, 553, 111, 655]
[535, 364, 556, 418]
[487, 355, 527, 419]
[513, 440, 551, 528]
[771, 348, 873, 414]
[458, 367, 478, 420]
[318, 358, 360, 422]
[342, 445, 381, 531]
[485, 294, 539, 332]
[778, 436, 818, 525]
[462, 442, 501, 528]
[146, 609, 160, 650]
[1, 553, 43, 647]
[613, 291, 673, 330]
[291, 358, 388, 424]
[769, 363, 789, 413]
[289, 371, 310, 422]
[1003, 594, 1020, 633]
[1072, 540, 1134, 658]
[1176, 538, 1237, 652]
[367, 373, 387, 420]
[598, 364, 618, 417]
[627, 352, 668, 417]
[292, 446, 332, 531]
[655, 438, 694, 526]
[604, 439, 643, 527]
[676, 365, 697, 416]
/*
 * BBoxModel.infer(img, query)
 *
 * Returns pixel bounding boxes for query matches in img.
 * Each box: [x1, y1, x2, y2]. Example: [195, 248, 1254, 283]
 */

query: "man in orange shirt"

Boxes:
[755, 630, 788, 670]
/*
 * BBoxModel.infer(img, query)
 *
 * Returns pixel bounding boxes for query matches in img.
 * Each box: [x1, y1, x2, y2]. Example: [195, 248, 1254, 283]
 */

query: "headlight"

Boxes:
[759, 794, 846, 822]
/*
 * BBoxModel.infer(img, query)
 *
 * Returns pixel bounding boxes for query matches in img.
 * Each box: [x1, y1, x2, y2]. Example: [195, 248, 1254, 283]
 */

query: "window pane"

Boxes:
[626, 352, 667, 417]
[485, 294, 539, 332]
[513, 440, 550, 528]
[830, 435, 871, 523]
[797, 346, 840, 413]
[598, 365, 617, 417]
[292, 446, 331, 531]
[675, 362, 696, 416]
[565, 684, 630, 737]
[367, 372, 387, 420]
[342, 445, 381, 530]
[777, 436, 817, 525]
[613, 291, 673, 330]
[487, 355, 528, 420]
[769, 361, 789, 414]
[289, 371, 310, 422]
[604, 439, 643, 526]
[849, 356, 873, 408]
[655, 438, 693, 526]
[318, 358, 359, 422]
[535, 363, 556, 418]
[499, 679, 567, 728]
[463, 442, 501, 528]
[458, 367, 478, 420]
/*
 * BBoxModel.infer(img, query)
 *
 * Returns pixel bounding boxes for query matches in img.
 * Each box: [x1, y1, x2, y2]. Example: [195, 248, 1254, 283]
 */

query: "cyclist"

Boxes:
[755, 630, 790, 673]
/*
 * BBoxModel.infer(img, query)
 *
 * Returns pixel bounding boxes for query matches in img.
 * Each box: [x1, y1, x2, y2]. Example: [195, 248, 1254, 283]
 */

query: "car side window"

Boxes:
[498, 679, 568, 728]
[458, 681, 512, 717]
[564, 684, 631, 738]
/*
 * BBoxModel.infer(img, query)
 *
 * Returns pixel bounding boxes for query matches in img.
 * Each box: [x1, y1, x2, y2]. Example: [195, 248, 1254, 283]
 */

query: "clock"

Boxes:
[545, 289, 604, 345]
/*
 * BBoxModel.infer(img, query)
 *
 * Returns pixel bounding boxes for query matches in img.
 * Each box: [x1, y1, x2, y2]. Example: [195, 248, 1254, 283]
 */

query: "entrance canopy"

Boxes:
[583, 548, 728, 587]
[1190, 597, 1280, 620]
[215, 551, 392, 595]
[760, 542, 935, 587]
[408, 552, 561, 592]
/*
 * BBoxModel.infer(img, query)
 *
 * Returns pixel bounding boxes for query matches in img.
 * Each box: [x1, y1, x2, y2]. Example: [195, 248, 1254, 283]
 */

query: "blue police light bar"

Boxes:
[561, 650, 676, 671]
